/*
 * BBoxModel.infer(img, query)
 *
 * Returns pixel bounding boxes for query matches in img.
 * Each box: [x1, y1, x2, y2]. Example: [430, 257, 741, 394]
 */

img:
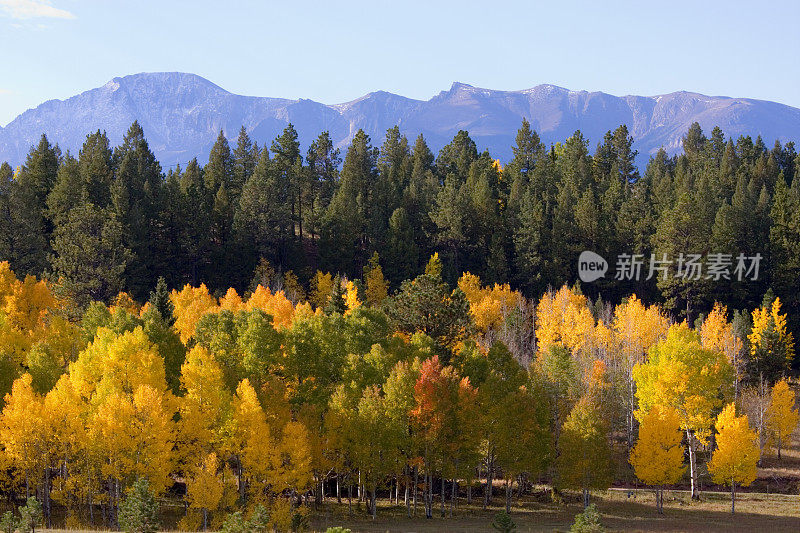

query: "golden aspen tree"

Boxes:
[186, 452, 224, 531]
[363, 253, 388, 306]
[246, 287, 294, 329]
[633, 323, 732, 500]
[170, 284, 218, 343]
[177, 346, 229, 465]
[629, 405, 685, 514]
[229, 379, 275, 503]
[110, 292, 140, 316]
[274, 421, 313, 498]
[609, 295, 669, 448]
[535, 285, 594, 356]
[457, 273, 522, 332]
[69, 327, 168, 403]
[701, 303, 743, 399]
[219, 288, 244, 312]
[3, 272, 54, 334]
[0, 374, 47, 498]
[309, 271, 333, 310]
[0, 262, 16, 304]
[708, 403, 760, 514]
[343, 281, 361, 316]
[765, 379, 799, 459]
[89, 384, 175, 496]
[43, 375, 87, 516]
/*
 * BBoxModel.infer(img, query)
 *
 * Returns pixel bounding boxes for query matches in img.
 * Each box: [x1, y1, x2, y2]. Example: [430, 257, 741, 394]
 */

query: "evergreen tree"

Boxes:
[232, 126, 257, 196]
[46, 154, 85, 226]
[9, 135, 60, 275]
[78, 130, 114, 207]
[111, 122, 163, 299]
[49, 203, 131, 310]
[306, 131, 340, 240]
[0, 162, 13, 262]
[118, 478, 160, 533]
[384, 207, 419, 287]
[148, 276, 174, 324]
[179, 158, 211, 285]
[235, 147, 293, 273]
[321, 129, 379, 276]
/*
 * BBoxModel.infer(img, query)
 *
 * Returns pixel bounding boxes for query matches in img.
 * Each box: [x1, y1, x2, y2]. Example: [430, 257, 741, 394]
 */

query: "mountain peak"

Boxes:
[1, 76, 798, 168]
[450, 82, 475, 91]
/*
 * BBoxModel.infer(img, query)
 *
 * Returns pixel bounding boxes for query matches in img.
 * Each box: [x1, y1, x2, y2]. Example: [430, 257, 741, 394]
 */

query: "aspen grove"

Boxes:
[0, 251, 797, 527]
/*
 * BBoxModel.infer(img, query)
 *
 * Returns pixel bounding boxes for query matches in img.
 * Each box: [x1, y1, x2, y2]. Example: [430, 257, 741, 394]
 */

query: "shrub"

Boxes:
[18, 497, 42, 533]
[290, 508, 309, 533]
[220, 511, 249, 533]
[1, 511, 18, 533]
[249, 505, 270, 533]
[119, 478, 160, 533]
[570, 503, 603, 533]
[491, 511, 516, 533]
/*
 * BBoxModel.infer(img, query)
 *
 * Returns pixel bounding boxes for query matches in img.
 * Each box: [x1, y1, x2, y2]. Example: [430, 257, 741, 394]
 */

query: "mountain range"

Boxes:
[1, 72, 799, 168]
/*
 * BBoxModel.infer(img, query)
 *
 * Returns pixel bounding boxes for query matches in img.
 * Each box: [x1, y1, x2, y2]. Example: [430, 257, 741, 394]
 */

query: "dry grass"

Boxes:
[301, 488, 800, 533]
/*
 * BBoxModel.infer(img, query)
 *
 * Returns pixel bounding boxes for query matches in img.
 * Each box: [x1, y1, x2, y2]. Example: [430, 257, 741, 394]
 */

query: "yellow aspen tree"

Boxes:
[535, 285, 594, 356]
[765, 379, 799, 459]
[0, 262, 16, 304]
[343, 280, 361, 316]
[457, 272, 483, 304]
[178, 346, 229, 465]
[186, 452, 224, 531]
[708, 403, 760, 514]
[43, 375, 87, 515]
[309, 271, 333, 310]
[363, 253, 388, 306]
[610, 295, 669, 449]
[3, 273, 55, 334]
[170, 284, 218, 343]
[230, 379, 275, 503]
[701, 303, 743, 399]
[457, 273, 522, 332]
[69, 327, 168, 403]
[629, 405, 685, 514]
[90, 384, 175, 496]
[633, 323, 732, 500]
[274, 421, 314, 497]
[219, 288, 244, 312]
[246, 287, 294, 329]
[110, 292, 140, 316]
[0, 374, 47, 498]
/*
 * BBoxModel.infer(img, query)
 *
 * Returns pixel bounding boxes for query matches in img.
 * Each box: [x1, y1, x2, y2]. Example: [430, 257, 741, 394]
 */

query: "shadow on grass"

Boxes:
[308, 490, 800, 533]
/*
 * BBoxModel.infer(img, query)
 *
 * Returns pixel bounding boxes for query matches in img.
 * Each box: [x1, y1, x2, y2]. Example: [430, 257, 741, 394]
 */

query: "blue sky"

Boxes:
[1, 0, 798, 126]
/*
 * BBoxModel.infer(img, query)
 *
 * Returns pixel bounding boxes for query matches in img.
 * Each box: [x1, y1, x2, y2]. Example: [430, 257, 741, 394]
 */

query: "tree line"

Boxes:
[1, 120, 800, 340]
[0, 248, 797, 529]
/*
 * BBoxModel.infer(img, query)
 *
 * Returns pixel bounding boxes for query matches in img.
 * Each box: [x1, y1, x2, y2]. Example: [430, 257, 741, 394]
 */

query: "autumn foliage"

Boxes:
[0, 258, 797, 528]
